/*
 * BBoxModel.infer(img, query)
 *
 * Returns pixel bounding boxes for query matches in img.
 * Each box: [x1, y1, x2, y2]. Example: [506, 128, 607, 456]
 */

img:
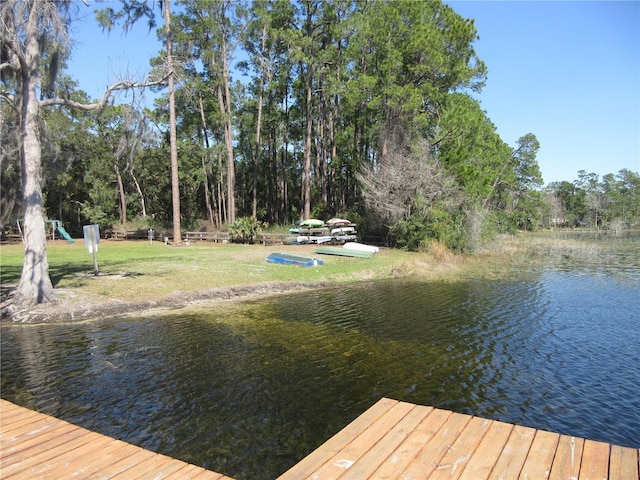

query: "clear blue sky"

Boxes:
[68, 1, 640, 186]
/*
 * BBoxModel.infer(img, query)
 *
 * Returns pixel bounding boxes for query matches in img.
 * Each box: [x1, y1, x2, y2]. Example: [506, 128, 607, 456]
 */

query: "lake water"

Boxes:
[2, 234, 639, 479]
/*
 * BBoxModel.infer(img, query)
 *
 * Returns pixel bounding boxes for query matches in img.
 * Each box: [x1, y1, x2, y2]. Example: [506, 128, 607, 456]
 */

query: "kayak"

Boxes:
[327, 218, 352, 226]
[300, 219, 325, 227]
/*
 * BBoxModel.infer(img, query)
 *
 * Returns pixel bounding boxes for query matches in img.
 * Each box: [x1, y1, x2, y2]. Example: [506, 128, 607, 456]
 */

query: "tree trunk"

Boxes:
[197, 94, 215, 228]
[218, 159, 226, 225]
[329, 103, 337, 211]
[282, 85, 290, 224]
[222, 58, 235, 224]
[114, 163, 127, 226]
[126, 115, 146, 218]
[252, 25, 267, 219]
[317, 75, 327, 209]
[164, 0, 182, 245]
[216, 82, 235, 224]
[130, 169, 147, 217]
[302, 66, 313, 219]
[13, 6, 55, 307]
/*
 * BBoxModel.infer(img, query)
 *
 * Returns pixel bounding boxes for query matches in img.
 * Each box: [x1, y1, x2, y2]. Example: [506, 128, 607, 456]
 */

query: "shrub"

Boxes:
[228, 216, 262, 244]
[310, 202, 326, 220]
[389, 217, 427, 251]
[389, 206, 468, 253]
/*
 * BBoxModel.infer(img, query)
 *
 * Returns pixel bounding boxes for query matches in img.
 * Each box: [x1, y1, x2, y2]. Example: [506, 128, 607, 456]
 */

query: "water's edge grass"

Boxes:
[1, 231, 635, 323]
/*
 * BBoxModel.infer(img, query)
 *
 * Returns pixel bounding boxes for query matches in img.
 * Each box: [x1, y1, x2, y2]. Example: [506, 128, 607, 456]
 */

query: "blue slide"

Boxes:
[57, 226, 75, 243]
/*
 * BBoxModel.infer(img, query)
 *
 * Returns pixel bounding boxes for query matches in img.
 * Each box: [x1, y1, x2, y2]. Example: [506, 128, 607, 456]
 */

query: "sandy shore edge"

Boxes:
[1, 282, 330, 324]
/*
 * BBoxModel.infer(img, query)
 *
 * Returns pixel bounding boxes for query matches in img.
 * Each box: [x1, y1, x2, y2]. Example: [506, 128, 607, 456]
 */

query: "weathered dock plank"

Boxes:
[518, 429, 560, 479]
[549, 435, 585, 479]
[456, 420, 514, 480]
[337, 404, 433, 480]
[427, 415, 493, 480]
[400, 410, 472, 478]
[0, 399, 234, 480]
[278, 398, 640, 480]
[277, 396, 398, 480]
[371, 406, 451, 479]
[609, 445, 640, 480]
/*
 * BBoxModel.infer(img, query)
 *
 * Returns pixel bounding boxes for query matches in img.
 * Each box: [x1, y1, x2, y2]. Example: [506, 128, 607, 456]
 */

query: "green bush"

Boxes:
[425, 206, 467, 252]
[310, 202, 326, 220]
[228, 216, 262, 244]
[389, 217, 427, 251]
[390, 207, 468, 253]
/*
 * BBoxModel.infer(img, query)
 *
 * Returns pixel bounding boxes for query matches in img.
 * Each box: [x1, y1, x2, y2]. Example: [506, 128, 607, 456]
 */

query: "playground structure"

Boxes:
[15, 218, 75, 243]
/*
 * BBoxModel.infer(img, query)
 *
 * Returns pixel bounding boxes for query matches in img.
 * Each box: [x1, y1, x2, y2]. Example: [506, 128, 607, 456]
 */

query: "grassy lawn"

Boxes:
[3, 231, 621, 309]
[1, 239, 460, 304]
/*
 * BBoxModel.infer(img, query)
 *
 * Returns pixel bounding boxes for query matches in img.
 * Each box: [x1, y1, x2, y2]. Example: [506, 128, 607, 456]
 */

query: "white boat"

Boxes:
[327, 218, 352, 227]
[331, 226, 356, 235]
[343, 242, 379, 253]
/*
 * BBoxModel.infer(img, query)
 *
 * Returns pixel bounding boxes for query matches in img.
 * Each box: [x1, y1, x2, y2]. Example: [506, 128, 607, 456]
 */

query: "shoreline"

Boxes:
[0, 281, 330, 324]
[3, 231, 631, 324]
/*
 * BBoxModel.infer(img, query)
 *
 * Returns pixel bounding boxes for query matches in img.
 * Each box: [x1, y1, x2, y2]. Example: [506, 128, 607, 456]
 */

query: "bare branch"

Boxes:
[37, 73, 170, 110]
[358, 138, 462, 225]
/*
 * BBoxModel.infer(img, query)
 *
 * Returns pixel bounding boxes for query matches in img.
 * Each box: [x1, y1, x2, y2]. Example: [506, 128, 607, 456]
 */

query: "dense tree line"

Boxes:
[543, 169, 640, 232]
[2, 0, 639, 307]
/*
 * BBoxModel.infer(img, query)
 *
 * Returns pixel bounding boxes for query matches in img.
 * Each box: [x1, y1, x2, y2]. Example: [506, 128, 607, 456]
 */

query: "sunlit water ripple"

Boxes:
[2, 256, 639, 479]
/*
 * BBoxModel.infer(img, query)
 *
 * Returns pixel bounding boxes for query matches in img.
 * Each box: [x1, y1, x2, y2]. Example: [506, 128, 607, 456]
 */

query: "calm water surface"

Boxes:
[2, 237, 639, 479]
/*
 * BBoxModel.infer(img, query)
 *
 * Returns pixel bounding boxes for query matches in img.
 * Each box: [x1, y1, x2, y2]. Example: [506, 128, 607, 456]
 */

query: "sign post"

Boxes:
[83, 224, 100, 276]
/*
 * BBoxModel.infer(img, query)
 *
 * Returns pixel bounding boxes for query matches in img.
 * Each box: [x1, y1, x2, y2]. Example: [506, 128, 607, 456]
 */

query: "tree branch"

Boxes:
[37, 73, 170, 110]
[0, 92, 18, 114]
[0, 62, 18, 74]
[0, 35, 27, 75]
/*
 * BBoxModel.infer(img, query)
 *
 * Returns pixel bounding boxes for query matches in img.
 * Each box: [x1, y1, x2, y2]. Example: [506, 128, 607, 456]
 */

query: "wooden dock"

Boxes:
[0, 399, 234, 479]
[278, 397, 639, 480]
[2, 398, 638, 479]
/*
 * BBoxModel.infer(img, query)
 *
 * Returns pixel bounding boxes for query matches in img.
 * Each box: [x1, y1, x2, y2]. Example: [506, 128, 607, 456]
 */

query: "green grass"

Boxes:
[3, 231, 623, 307]
[0, 240, 432, 303]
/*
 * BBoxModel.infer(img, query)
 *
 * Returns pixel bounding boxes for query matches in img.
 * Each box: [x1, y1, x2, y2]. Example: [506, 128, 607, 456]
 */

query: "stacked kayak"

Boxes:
[286, 218, 358, 245]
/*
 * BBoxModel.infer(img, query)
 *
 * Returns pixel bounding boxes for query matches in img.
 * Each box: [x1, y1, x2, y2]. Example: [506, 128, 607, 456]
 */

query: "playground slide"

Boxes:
[57, 226, 75, 243]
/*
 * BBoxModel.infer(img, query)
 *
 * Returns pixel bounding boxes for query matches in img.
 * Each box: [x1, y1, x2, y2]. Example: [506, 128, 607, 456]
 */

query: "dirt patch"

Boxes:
[1, 282, 329, 324]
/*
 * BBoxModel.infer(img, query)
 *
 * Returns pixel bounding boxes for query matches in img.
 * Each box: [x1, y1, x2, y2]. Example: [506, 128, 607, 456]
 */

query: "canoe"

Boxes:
[314, 247, 373, 259]
[266, 252, 324, 266]
[297, 227, 330, 236]
[287, 235, 333, 245]
[343, 242, 379, 253]
[327, 218, 352, 226]
[331, 227, 356, 235]
[300, 219, 325, 227]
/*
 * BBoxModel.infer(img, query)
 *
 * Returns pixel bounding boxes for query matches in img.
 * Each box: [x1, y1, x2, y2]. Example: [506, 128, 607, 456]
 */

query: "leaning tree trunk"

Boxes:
[114, 163, 127, 226]
[12, 10, 55, 307]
